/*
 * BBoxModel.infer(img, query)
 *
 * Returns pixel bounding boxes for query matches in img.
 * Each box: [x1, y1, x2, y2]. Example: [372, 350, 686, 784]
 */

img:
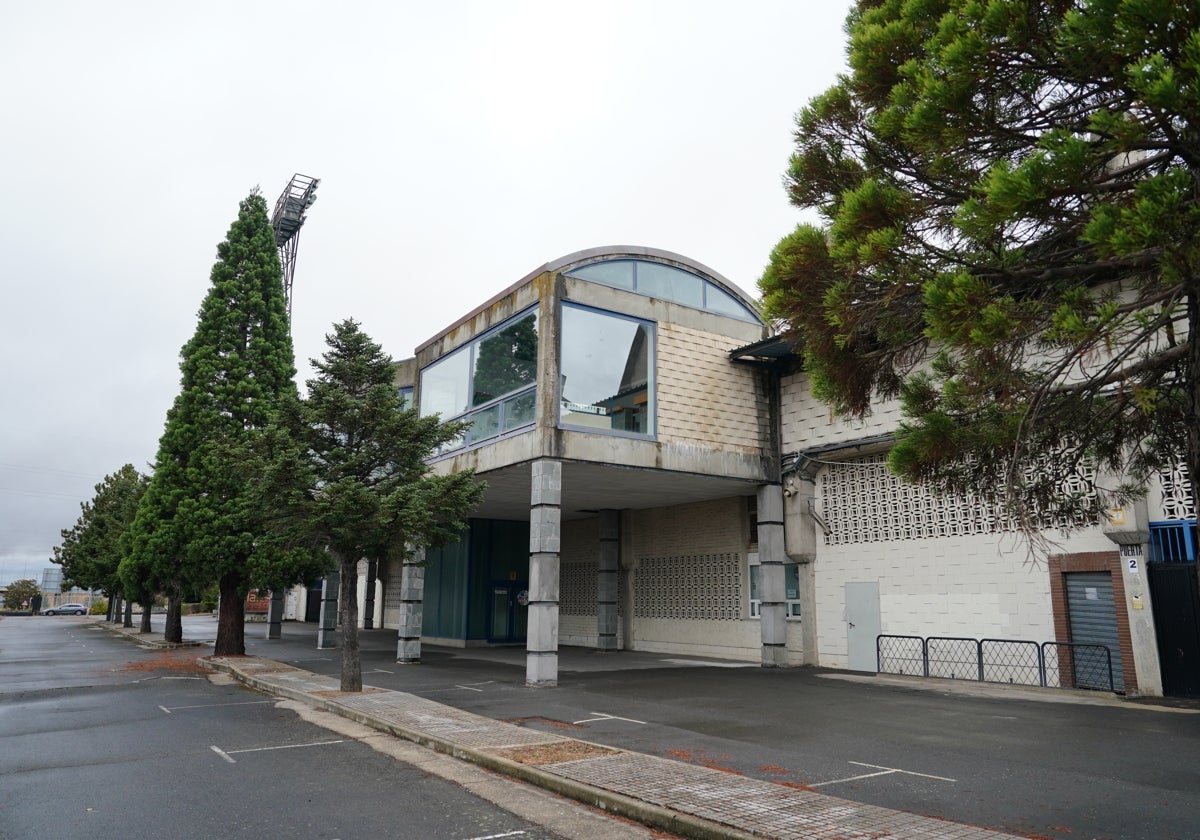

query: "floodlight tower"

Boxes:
[271, 173, 320, 324]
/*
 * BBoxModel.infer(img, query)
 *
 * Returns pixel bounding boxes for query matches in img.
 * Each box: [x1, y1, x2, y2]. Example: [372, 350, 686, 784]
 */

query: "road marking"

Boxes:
[572, 711, 647, 725]
[161, 700, 276, 713]
[659, 658, 756, 668]
[210, 739, 345, 763]
[368, 668, 393, 674]
[809, 761, 957, 788]
[462, 832, 526, 840]
[421, 681, 495, 694]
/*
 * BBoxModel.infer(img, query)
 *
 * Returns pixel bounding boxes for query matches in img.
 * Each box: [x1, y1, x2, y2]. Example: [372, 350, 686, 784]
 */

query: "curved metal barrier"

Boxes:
[877, 634, 1116, 693]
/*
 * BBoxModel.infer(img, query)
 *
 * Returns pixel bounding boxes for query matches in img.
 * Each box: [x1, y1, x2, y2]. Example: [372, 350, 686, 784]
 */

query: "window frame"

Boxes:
[565, 258, 761, 323]
[557, 301, 657, 441]
[418, 305, 540, 456]
[747, 552, 802, 619]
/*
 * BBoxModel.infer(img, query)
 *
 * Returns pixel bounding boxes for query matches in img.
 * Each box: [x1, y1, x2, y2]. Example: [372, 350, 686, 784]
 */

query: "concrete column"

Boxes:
[363, 558, 377, 630]
[597, 509, 620, 651]
[266, 589, 284, 640]
[397, 548, 425, 663]
[757, 483, 788, 668]
[784, 474, 820, 666]
[317, 571, 339, 650]
[527, 459, 561, 686]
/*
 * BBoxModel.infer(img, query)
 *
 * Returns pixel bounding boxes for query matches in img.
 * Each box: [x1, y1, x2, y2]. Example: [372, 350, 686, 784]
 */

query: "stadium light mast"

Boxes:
[270, 173, 320, 325]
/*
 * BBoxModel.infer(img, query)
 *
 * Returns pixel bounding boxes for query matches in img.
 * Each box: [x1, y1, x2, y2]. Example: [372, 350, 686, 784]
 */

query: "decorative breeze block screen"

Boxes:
[1159, 461, 1195, 520]
[820, 454, 1097, 545]
[633, 553, 741, 620]
[560, 561, 610, 616]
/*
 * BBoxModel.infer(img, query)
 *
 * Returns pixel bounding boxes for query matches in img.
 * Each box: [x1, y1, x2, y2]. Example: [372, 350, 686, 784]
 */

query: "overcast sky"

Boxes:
[0, 1, 853, 587]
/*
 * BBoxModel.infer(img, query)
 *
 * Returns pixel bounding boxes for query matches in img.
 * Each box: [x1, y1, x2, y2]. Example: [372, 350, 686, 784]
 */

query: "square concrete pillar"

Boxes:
[397, 548, 425, 664]
[266, 589, 284, 640]
[317, 571, 340, 650]
[597, 509, 620, 651]
[527, 459, 561, 686]
[757, 483, 788, 668]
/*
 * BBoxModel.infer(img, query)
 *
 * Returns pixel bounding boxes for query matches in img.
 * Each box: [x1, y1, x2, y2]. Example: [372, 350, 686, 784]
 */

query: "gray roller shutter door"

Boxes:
[1065, 572, 1125, 692]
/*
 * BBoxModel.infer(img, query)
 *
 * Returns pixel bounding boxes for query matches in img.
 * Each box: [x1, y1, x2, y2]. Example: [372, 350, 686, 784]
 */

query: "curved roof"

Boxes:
[417, 246, 761, 353]
[547, 246, 762, 322]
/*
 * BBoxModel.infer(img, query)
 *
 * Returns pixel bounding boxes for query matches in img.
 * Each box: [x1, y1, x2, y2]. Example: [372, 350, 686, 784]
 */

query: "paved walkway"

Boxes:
[187, 652, 1018, 840]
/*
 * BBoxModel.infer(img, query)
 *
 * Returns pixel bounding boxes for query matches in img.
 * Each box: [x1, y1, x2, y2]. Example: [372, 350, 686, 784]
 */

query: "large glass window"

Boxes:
[419, 308, 539, 453]
[566, 258, 761, 322]
[560, 304, 654, 437]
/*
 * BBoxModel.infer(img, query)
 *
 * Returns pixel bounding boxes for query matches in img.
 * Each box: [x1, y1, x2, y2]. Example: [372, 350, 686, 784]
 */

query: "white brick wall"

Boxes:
[812, 491, 1117, 669]
[658, 323, 767, 454]
[780, 370, 901, 451]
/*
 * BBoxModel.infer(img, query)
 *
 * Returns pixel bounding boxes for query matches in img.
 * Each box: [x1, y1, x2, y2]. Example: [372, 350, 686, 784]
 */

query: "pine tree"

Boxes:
[53, 464, 146, 603]
[761, 0, 1200, 533]
[126, 190, 302, 652]
[258, 320, 484, 691]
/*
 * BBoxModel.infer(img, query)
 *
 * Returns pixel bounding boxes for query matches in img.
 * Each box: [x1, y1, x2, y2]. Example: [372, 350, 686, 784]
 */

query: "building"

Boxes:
[341, 246, 1197, 698]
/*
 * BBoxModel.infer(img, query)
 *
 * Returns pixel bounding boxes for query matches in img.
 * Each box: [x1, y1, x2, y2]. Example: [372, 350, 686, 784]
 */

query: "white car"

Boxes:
[42, 603, 87, 616]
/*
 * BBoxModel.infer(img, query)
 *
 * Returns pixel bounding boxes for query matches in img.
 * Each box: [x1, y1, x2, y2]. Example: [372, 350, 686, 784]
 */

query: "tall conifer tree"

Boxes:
[257, 320, 484, 691]
[127, 190, 300, 652]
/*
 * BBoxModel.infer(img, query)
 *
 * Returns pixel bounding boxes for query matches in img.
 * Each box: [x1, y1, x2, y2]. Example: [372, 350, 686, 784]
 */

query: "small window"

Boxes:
[398, 386, 414, 410]
[748, 554, 801, 618]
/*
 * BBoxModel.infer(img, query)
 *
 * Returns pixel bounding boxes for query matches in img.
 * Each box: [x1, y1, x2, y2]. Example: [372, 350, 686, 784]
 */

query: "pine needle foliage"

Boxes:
[53, 464, 146, 598]
[257, 319, 485, 691]
[760, 0, 1200, 533]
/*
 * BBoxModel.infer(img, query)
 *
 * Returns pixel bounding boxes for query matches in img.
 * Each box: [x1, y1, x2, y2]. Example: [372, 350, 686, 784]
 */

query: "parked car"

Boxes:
[42, 603, 87, 616]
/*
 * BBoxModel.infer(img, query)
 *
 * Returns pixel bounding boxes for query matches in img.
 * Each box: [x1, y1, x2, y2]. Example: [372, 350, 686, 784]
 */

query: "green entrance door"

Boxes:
[488, 582, 528, 643]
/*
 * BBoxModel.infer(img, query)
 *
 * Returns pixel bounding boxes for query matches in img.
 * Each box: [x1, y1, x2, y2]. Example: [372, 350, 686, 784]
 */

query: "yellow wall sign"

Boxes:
[1108, 508, 1126, 526]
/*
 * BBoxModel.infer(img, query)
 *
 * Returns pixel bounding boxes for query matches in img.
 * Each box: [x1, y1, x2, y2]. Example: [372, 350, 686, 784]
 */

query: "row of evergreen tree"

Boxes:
[52, 191, 483, 691]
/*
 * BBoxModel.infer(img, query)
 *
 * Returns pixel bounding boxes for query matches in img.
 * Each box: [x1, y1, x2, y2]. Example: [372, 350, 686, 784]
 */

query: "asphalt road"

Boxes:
[219, 618, 1200, 840]
[0, 616, 661, 840]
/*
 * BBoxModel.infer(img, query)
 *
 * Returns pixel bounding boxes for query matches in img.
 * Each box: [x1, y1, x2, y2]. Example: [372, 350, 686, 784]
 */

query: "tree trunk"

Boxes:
[140, 599, 152, 633]
[214, 572, 246, 656]
[164, 595, 183, 644]
[122, 597, 133, 628]
[338, 553, 362, 692]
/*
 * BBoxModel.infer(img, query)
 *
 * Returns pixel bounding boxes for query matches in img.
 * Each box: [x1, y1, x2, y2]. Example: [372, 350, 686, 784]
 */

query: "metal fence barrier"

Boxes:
[877, 634, 1116, 693]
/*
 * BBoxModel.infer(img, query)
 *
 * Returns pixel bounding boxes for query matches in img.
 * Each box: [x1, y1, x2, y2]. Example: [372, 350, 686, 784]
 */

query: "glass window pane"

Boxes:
[785, 564, 800, 600]
[420, 346, 471, 419]
[636, 262, 704, 308]
[705, 282, 757, 320]
[503, 390, 536, 431]
[469, 404, 500, 442]
[568, 260, 635, 290]
[472, 311, 539, 407]
[560, 305, 654, 436]
[398, 386, 414, 410]
[749, 565, 760, 601]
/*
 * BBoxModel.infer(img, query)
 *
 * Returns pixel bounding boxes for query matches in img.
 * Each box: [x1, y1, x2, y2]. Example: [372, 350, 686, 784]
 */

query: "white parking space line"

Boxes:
[160, 700, 276, 714]
[462, 831, 526, 840]
[810, 761, 957, 788]
[572, 712, 647, 725]
[209, 739, 345, 763]
[658, 658, 757, 668]
[421, 681, 496, 694]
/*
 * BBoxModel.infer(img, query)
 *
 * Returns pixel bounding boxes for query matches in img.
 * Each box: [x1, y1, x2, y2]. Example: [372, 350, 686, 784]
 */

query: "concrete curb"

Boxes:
[202, 655, 760, 840]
